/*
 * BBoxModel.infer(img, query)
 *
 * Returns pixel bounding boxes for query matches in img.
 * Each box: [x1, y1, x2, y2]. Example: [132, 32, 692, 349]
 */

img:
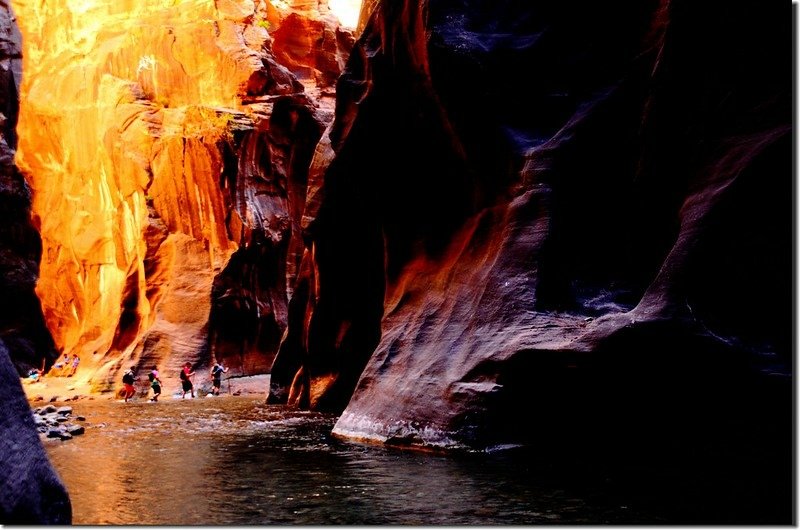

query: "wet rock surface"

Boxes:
[32, 404, 85, 441]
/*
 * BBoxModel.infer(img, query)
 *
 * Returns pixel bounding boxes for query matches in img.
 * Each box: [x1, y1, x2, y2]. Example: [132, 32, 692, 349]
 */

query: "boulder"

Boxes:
[65, 425, 84, 436]
[45, 428, 62, 439]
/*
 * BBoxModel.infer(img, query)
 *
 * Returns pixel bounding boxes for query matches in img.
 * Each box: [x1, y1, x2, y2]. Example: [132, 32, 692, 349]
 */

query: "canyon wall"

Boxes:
[12, 0, 354, 390]
[0, 0, 56, 373]
[268, 0, 791, 477]
[0, 1, 70, 523]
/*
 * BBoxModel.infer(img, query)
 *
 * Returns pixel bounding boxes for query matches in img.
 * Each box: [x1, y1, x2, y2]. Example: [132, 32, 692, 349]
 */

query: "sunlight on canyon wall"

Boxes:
[12, 0, 356, 388]
[328, 0, 361, 28]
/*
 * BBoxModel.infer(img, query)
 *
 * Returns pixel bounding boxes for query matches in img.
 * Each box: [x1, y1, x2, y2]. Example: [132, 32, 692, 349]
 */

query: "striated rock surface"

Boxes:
[208, 95, 326, 375]
[12, 0, 353, 389]
[269, 0, 791, 490]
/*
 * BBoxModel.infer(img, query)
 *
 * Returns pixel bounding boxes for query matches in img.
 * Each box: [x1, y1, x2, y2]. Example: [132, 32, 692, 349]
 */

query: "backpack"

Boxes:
[179, 368, 188, 381]
[122, 371, 134, 385]
[148, 371, 155, 382]
[212, 365, 223, 377]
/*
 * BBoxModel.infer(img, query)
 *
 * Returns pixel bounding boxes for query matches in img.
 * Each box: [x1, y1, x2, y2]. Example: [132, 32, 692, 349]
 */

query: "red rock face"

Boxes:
[10, 0, 353, 390]
[268, 0, 791, 468]
[208, 94, 326, 374]
[269, 1, 357, 91]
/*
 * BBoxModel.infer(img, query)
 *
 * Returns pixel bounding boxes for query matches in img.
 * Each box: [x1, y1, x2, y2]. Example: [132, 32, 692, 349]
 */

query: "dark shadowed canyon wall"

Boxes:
[268, 0, 791, 493]
[0, 1, 70, 523]
[0, 0, 56, 373]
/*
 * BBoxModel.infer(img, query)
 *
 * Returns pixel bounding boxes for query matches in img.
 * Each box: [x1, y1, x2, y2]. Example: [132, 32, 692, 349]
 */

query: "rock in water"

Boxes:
[46, 428, 62, 439]
[65, 425, 85, 436]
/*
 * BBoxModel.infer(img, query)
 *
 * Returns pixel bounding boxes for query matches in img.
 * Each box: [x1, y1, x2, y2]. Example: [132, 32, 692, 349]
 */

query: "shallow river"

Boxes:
[43, 396, 658, 525]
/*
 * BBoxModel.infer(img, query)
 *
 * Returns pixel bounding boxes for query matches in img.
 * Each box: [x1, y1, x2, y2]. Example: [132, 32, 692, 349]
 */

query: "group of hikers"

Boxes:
[121, 361, 229, 402]
[48, 353, 80, 377]
[25, 353, 80, 383]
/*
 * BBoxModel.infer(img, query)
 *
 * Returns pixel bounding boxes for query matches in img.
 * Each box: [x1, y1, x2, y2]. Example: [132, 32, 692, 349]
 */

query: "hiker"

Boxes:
[210, 361, 229, 396]
[48, 353, 70, 377]
[180, 362, 195, 398]
[67, 354, 80, 377]
[148, 366, 162, 402]
[122, 366, 137, 402]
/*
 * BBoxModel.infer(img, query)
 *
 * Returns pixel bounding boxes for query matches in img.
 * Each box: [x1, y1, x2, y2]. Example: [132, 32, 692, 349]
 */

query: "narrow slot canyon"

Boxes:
[0, 0, 791, 525]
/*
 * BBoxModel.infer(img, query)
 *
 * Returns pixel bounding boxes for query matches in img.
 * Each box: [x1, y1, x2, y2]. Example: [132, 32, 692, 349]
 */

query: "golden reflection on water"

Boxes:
[43, 396, 640, 525]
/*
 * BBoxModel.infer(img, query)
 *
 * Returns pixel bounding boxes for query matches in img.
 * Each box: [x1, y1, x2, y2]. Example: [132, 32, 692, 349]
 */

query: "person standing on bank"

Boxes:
[210, 361, 229, 396]
[180, 362, 195, 399]
[67, 354, 80, 377]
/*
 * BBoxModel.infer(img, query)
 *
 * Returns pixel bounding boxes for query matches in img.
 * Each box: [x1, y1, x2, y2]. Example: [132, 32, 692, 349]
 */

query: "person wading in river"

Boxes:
[180, 362, 195, 399]
[122, 366, 137, 402]
[210, 361, 229, 396]
[149, 366, 162, 402]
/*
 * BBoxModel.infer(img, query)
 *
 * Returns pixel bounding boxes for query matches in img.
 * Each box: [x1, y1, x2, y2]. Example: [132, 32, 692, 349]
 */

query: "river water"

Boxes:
[41, 396, 664, 525]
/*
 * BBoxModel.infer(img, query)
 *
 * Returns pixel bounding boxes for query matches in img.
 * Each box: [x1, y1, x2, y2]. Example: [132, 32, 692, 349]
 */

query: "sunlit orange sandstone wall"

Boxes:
[12, 0, 361, 389]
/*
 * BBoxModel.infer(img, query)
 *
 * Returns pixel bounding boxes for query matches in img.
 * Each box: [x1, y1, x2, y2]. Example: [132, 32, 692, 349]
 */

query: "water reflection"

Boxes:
[43, 398, 644, 524]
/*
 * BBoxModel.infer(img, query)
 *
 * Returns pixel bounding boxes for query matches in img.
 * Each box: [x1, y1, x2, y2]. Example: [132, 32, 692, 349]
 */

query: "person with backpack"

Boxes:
[122, 366, 137, 402]
[148, 366, 162, 402]
[180, 362, 195, 398]
[210, 361, 229, 396]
